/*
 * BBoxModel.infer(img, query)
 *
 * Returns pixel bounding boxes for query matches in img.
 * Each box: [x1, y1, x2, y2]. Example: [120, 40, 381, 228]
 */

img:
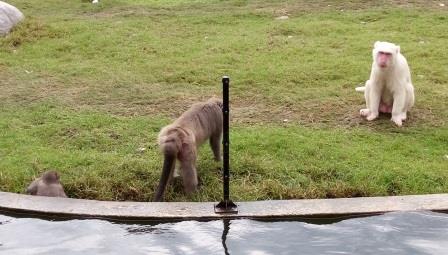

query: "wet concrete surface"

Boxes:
[1, 192, 448, 220]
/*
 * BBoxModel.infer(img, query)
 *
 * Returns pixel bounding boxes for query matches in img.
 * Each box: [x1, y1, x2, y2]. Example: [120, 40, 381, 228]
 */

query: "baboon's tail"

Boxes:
[153, 139, 178, 202]
[355, 86, 366, 92]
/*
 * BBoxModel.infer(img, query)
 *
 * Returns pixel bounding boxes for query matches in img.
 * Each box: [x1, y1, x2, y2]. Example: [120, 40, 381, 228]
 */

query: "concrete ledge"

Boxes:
[1, 192, 448, 221]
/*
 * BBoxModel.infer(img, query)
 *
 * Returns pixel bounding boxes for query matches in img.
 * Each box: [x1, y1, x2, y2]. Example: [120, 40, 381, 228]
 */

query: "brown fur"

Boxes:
[26, 170, 67, 198]
[153, 98, 223, 202]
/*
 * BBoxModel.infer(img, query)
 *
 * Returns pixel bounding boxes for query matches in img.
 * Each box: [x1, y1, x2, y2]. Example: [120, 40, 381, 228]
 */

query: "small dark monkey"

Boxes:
[26, 170, 67, 198]
[153, 98, 223, 202]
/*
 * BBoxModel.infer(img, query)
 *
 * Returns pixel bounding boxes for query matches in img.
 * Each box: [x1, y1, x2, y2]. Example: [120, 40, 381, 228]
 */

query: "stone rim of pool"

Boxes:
[1, 191, 448, 221]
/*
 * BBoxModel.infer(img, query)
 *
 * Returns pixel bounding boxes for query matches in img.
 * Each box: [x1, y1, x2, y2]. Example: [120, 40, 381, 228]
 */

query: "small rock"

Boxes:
[24, 70, 32, 74]
[92, 0, 99, 3]
[275, 16, 289, 20]
[417, 74, 424, 78]
[136, 147, 146, 153]
[287, 35, 293, 38]
[444, 155, 448, 160]
[439, 3, 445, 7]
[419, 41, 425, 44]
[283, 119, 289, 123]
[204, 36, 208, 39]
[360, 21, 366, 24]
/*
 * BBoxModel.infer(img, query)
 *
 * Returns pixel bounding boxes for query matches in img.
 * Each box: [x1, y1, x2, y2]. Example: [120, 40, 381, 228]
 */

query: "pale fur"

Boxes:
[358, 41, 415, 126]
[153, 97, 223, 202]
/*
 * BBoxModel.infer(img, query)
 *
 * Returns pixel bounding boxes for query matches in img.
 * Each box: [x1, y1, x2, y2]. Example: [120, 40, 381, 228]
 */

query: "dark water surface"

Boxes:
[1, 211, 448, 254]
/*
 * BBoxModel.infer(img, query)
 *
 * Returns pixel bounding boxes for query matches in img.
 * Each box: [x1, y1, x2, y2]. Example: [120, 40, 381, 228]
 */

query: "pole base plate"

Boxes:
[214, 200, 238, 214]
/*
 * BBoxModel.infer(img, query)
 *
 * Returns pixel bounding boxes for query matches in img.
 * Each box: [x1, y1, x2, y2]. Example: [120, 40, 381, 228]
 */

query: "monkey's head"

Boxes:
[207, 97, 223, 109]
[372, 41, 400, 69]
[41, 170, 61, 184]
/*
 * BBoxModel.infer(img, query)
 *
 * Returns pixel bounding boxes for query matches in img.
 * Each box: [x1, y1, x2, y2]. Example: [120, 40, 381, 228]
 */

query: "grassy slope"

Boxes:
[0, 0, 447, 201]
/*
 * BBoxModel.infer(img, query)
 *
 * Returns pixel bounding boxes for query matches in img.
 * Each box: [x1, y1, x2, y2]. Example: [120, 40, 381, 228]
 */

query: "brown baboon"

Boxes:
[26, 170, 67, 198]
[153, 97, 223, 202]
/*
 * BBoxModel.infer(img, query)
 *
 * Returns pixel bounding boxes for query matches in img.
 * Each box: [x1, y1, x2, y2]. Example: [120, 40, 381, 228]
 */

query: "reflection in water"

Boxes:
[221, 219, 231, 255]
[0, 211, 448, 254]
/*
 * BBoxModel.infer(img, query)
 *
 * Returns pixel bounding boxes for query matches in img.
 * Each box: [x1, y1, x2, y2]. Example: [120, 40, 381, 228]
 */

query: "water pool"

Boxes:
[1, 211, 447, 254]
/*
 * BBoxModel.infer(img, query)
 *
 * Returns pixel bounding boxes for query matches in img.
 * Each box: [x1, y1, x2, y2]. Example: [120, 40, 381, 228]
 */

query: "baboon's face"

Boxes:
[372, 41, 399, 69]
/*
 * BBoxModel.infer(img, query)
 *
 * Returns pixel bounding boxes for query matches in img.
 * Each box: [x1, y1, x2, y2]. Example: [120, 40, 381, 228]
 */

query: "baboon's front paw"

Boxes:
[391, 117, 403, 127]
[360, 109, 370, 117]
[366, 113, 378, 121]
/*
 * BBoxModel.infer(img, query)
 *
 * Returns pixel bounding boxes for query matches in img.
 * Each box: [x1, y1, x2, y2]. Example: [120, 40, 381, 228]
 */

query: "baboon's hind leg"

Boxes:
[180, 161, 198, 194]
[179, 145, 198, 194]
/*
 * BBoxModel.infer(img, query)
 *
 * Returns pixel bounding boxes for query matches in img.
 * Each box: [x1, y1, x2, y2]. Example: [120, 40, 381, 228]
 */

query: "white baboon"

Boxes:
[26, 170, 67, 198]
[356, 41, 415, 126]
[153, 98, 223, 202]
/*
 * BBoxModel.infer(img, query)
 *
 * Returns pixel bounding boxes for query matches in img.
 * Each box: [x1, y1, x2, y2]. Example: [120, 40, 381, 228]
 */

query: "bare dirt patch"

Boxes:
[2, 70, 444, 129]
[231, 94, 445, 129]
[90, 0, 447, 20]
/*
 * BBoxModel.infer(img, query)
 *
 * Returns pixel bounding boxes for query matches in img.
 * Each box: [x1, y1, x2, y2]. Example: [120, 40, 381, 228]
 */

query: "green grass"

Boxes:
[0, 0, 447, 201]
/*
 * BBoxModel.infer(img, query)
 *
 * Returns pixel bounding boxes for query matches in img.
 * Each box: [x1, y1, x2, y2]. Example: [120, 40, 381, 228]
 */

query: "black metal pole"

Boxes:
[222, 76, 230, 200]
[214, 76, 237, 214]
